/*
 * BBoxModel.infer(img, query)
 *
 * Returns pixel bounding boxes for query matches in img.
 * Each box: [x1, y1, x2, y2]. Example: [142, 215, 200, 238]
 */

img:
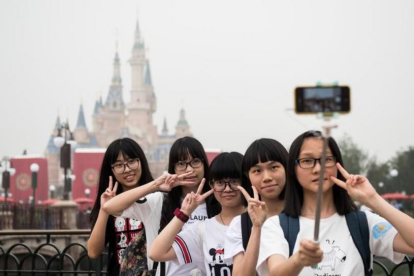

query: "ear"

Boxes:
[209, 248, 216, 256]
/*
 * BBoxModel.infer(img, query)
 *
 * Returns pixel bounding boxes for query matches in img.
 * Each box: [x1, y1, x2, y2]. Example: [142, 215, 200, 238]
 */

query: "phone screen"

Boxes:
[295, 86, 350, 114]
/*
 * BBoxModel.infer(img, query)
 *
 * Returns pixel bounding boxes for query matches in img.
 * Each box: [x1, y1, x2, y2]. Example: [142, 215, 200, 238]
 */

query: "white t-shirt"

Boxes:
[166, 202, 208, 276]
[224, 215, 244, 262]
[172, 216, 233, 276]
[121, 193, 208, 276]
[121, 192, 164, 271]
[257, 211, 405, 276]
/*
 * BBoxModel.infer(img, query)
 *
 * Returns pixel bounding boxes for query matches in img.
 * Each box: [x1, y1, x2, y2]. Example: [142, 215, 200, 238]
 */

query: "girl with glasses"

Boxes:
[257, 130, 414, 275]
[104, 136, 216, 276]
[150, 151, 254, 276]
[88, 138, 155, 276]
[224, 138, 288, 276]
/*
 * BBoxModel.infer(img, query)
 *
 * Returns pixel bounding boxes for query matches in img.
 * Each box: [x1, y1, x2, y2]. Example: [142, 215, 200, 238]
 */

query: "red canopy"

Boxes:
[42, 198, 59, 205]
[0, 196, 14, 202]
[381, 193, 409, 200]
[74, 197, 94, 204]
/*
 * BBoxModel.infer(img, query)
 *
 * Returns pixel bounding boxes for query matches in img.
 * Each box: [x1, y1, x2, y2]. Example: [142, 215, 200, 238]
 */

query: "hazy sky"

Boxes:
[1, 0, 413, 163]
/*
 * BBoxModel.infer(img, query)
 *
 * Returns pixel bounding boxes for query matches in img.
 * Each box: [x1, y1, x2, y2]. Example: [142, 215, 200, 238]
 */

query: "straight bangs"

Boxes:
[209, 152, 243, 183]
[243, 138, 288, 174]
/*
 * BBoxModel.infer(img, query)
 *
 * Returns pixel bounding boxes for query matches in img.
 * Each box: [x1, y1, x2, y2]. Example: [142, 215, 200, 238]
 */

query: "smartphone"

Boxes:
[294, 86, 351, 114]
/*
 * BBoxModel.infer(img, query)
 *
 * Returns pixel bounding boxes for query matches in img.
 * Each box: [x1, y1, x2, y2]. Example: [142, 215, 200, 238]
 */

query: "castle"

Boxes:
[44, 20, 192, 194]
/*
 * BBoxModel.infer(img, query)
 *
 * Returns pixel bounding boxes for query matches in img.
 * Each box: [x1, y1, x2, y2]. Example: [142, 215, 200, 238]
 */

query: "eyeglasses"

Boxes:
[295, 156, 337, 169]
[111, 159, 140, 174]
[211, 179, 241, 192]
[174, 158, 203, 171]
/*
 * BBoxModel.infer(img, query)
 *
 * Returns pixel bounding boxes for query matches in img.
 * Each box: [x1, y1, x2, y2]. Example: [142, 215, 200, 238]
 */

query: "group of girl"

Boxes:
[88, 132, 414, 276]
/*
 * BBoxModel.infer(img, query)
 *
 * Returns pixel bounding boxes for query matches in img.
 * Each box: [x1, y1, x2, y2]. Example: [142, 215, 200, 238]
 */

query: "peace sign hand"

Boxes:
[330, 163, 378, 206]
[180, 178, 214, 216]
[101, 176, 118, 208]
[153, 171, 196, 192]
[238, 186, 267, 227]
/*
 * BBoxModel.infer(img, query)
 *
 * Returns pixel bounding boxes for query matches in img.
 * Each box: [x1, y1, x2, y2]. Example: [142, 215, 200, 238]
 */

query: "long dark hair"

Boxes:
[241, 138, 288, 200]
[208, 151, 249, 211]
[90, 138, 154, 228]
[284, 130, 357, 217]
[159, 136, 216, 231]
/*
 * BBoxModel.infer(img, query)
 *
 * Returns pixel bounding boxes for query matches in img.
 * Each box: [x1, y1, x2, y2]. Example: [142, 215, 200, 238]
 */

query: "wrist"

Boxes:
[174, 208, 189, 223]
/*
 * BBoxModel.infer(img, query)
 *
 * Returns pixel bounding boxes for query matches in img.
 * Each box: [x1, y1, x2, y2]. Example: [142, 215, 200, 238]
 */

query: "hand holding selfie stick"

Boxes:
[311, 116, 337, 269]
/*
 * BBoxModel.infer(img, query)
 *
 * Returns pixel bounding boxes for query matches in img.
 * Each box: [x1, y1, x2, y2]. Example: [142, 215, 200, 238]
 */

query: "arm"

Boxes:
[232, 186, 267, 276]
[103, 171, 194, 216]
[149, 179, 214, 262]
[331, 163, 414, 255]
[87, 178, 117, 258]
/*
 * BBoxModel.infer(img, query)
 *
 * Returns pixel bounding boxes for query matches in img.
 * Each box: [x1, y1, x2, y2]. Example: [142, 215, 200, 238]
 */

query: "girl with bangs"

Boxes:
[224, 138, 289, 276]
[88, 138, 155, 276]
[257, 131, 414, 276]
[150, 152, 260, 276]
[104, 136, 216, 276]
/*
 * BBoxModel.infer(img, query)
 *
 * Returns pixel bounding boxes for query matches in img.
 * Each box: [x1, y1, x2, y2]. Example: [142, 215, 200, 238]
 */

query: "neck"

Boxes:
[301, 189, 336, 219]
[181, 184, 199, 196]
[218, 205, 246, 226]
[263, 198, 285, 218]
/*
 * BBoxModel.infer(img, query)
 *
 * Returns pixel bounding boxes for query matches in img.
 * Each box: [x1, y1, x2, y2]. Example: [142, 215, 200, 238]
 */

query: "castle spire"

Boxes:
[162, 117, 168, 135]
[133, 20, 145, 50]
[76, 103, 87, 129]
[105, 44, 124, 110]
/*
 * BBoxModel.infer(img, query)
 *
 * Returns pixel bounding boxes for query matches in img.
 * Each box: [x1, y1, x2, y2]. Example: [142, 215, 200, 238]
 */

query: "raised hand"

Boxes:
[153, 171, 196, 192]
[101, 176, 118, 207]
[330, 163, 378, 206]
[294, 239, 323, 267]
[180, 178, 214, 215]
[238, 186, 267, 227]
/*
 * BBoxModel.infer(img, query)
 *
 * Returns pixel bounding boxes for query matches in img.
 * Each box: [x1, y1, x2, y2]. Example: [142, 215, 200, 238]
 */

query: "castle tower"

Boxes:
[175, 108, 192, 139]
[126, 19, 158, 150]
[92, 47, 125, 147]
[74, 104, 90, 145]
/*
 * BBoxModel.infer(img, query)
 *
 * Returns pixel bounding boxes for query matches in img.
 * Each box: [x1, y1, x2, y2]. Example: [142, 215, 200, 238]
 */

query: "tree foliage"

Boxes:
[338, 133, 369, 175]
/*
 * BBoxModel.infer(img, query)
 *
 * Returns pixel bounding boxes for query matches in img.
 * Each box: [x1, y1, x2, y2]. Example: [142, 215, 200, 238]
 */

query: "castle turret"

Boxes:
[175, 108, 192, 138]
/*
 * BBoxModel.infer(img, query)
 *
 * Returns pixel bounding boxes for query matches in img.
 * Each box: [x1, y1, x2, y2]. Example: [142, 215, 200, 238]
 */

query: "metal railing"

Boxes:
[0, 229, 413, 275]
[0, 230, 106, 275]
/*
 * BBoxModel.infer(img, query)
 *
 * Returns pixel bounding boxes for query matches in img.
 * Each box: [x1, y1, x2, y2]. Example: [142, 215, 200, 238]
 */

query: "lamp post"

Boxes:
[53, 121, 76, 200]
[1, 157, 16, 206]
[85, 188, 91, 199]
[30, 163, 39, 208]
[50, 185, 56, 199]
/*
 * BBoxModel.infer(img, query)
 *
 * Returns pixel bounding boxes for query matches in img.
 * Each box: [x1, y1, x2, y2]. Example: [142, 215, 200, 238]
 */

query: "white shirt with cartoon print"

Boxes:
[121, 192, 208, 276]
[172, 216, 233, 276]
[257, 211, 405, 276]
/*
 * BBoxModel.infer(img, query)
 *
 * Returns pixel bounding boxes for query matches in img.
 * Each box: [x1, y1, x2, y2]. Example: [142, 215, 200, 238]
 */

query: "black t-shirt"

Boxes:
[105, 215, 145, 276]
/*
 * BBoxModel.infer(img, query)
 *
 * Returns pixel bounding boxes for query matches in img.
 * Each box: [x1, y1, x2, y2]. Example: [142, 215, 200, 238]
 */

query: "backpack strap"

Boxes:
[345, 211, 372, 276]
[241, 212, 252, 250]
[279, 213, 300, 257]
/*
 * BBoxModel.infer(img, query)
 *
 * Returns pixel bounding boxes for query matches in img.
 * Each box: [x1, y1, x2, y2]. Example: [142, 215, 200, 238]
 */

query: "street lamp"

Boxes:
[53, 121, 76, 200]
[50, 185, 56, 199]
[85, 188, 91, 199]
[30, 163, 39, 208]
[1, 157, 16, 205]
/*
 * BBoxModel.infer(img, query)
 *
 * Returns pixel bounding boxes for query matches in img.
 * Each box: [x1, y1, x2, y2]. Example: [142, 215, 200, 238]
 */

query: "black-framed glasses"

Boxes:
[111, 158, 140, 174]
[295, 156, 337, 169]
[211, 179, 241, 192]
[174, 158, 203, 171]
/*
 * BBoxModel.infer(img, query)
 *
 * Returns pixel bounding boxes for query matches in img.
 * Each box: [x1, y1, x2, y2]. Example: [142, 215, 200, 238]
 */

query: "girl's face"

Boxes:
[248, 160, 286, 201]
[174, 154, 205, 188]
[210, 178, 243, 208]
[294, 137, 338, 195]
[112, 152, 142, 191]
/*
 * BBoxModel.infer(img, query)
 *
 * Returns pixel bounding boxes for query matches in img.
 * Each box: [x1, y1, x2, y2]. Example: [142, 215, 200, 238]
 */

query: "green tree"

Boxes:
[366, 160, 391, 193]
[338, 133, 369, 175]
[389, 146, 414, 195]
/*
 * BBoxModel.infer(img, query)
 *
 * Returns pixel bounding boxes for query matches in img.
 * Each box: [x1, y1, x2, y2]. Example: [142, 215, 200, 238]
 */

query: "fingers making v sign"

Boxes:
[238, 186, 268, 227]
[101, 176, 119, 207]
[330, 163, 378, 206]
[180, 178, 214, 216]
[154, 171, 197, 192]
